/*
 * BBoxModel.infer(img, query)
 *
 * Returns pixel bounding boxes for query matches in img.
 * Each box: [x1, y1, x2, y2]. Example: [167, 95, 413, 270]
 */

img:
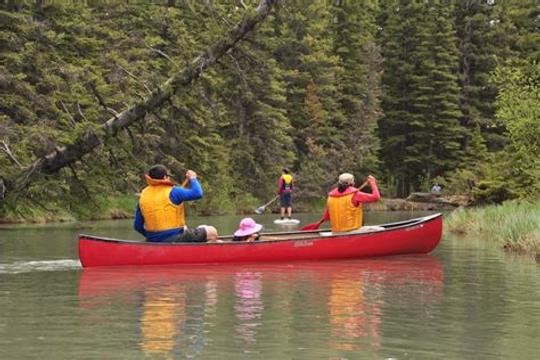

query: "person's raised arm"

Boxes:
[352, 175, 380, 205]
[169, 170, 203, 204]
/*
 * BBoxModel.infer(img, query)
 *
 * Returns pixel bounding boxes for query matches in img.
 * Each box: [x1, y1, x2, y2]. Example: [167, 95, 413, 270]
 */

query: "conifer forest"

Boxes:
[0, 0, 538, 221]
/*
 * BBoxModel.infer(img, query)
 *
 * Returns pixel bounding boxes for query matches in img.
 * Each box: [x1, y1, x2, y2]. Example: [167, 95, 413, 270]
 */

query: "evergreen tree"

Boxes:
[455, 0, 517, 152]
[272, 1, 346, 200]
[378, 0, 463, 196]
[330, 0, 381, 178]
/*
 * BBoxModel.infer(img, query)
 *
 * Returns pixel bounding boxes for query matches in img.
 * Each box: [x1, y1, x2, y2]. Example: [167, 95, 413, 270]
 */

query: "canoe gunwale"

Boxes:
[79, 213, 442, 246]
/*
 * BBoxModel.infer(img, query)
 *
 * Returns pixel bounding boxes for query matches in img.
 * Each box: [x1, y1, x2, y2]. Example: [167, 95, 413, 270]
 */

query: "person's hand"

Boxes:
[367, 175, 376, 183]
[185, 170, 197, 179]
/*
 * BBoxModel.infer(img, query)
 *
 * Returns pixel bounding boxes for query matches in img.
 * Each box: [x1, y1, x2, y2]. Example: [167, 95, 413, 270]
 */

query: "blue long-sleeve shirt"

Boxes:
[134, 178, 203, 242]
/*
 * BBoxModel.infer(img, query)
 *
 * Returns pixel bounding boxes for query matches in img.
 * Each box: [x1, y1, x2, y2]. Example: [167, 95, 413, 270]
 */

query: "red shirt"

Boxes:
[322, 180, 380, 221]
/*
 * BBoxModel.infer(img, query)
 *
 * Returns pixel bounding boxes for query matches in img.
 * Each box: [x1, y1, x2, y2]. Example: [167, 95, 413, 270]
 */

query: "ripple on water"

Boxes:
[0, 259, 81, 274]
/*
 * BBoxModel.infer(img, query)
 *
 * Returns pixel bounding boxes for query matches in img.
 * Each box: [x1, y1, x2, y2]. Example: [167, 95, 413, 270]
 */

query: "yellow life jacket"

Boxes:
[327, 192, 362, 232]
[139, 177, 185, 232]
[281, 174, 293, 191]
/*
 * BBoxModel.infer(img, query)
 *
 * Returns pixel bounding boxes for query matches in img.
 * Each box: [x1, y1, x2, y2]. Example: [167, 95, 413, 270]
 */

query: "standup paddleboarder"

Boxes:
[277, 168, 294, 220]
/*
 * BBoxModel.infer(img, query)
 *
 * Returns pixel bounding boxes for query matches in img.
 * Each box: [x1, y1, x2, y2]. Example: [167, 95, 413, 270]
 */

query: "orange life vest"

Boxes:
[139, 176, 185, 232]
[327, 189, 362, 232]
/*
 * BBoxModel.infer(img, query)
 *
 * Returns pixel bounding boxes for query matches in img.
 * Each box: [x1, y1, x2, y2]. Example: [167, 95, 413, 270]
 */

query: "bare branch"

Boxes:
[59, 100, 77, 126]
[0, 0, 279, 200]
[77, 103, 88, 121]
[0, 141, 23, 168]
[200, 89, 222, 122]
[228, 53, 249, 89]
[116, 64, 153, 94]
[144, 42, 173, 62]
[88, 82, 120, 120]
[69, 163, 97, 206]
[0, 178, 5, 200]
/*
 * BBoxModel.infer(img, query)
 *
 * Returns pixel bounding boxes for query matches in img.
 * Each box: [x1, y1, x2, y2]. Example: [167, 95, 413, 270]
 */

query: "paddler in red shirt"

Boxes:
[322, 173, 381, 232]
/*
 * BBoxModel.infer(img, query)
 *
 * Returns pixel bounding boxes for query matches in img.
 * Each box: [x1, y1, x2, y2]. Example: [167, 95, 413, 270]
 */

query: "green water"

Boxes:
[0, 211, 538, 359]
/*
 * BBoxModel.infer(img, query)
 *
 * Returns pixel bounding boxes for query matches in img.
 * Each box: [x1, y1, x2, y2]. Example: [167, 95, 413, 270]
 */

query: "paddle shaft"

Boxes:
[262, 195, 279, 208]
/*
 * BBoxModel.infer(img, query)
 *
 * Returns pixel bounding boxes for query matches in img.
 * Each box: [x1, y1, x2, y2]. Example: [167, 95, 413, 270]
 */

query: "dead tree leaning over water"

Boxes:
[0, 0, 279, 203]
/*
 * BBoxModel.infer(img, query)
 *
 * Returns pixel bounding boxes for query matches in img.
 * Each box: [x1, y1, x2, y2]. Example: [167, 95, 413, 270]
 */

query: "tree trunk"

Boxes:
[0, 0, 279, 203]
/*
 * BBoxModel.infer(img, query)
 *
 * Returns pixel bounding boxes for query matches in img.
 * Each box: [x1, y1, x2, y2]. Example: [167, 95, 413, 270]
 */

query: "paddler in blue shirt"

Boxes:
[134, 164, 218, 242]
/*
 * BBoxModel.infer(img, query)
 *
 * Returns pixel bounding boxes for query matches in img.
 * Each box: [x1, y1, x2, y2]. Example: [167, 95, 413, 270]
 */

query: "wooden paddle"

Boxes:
[301, 180, 370, 231]
[254, 195, 279, 215]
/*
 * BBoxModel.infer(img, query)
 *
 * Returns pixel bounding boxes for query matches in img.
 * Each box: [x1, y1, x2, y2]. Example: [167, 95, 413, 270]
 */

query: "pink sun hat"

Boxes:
[234, 217, 263, 237]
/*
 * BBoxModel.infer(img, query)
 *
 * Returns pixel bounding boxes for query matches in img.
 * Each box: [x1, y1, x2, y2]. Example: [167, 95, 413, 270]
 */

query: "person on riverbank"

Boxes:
[134, 164, 218, 242]
[277, 168, 294, 220]
[322, 173, 381, 233]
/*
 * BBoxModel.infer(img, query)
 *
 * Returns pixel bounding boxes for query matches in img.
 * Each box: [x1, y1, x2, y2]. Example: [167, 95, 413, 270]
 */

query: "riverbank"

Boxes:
[1, 196, 456, 224]
[2, 195, 538, 258]
[445, 200, 540, 258]
[0, 195, 136, 224]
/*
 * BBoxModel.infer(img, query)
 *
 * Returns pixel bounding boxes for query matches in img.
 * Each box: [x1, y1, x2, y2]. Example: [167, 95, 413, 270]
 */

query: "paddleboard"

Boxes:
[273, 219, 300, 225]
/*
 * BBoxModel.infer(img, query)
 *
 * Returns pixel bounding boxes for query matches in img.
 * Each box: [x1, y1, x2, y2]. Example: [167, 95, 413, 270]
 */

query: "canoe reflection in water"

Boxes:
[234, 272, 264, 344]
[139, 285, 185, 357]
[78, 256, 443, 357]
[329, 277, 381, 351]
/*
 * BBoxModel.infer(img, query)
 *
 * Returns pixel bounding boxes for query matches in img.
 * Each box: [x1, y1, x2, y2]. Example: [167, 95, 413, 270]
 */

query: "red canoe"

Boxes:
[78, 213, 443, 268]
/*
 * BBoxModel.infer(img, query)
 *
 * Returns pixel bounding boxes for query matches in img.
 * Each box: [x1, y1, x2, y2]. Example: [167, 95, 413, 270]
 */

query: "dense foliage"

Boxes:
[0, 0, 538, 221]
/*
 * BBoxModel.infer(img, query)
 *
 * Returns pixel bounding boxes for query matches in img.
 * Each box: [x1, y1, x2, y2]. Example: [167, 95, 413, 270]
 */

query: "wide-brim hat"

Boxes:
[234, 217, 263, 237]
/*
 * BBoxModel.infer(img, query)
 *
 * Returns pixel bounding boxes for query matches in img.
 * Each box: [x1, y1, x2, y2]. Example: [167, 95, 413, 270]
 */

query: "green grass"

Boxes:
[0, 194, 138, 224]
[446, 200, 540, 257]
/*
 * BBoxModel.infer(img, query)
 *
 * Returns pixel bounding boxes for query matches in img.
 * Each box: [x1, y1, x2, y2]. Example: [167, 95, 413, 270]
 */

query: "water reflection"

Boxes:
[78, 257, 443, 357]
[329, 277, 381, 351]
[234, 272, 264, 344]
[139, 285, 185, 358]
[326, 257, 444, 352]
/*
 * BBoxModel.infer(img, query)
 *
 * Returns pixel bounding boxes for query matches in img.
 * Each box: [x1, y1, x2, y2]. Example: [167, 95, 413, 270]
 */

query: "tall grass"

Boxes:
[446, 200, 540, 257]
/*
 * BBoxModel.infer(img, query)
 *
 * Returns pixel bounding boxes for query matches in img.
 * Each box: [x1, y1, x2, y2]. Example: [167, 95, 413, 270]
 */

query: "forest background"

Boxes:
[0, 0, 538, 222]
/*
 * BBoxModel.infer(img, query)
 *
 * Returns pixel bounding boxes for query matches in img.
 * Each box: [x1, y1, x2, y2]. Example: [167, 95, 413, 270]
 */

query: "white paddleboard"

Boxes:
[273, 219, 300, 225]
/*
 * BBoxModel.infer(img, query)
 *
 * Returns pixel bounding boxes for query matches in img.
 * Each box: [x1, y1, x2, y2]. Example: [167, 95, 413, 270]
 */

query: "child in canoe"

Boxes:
[233, 218, 262, 242]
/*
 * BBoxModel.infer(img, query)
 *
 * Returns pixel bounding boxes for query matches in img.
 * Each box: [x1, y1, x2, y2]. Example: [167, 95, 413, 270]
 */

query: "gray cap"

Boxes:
[338, 173, 355, 185]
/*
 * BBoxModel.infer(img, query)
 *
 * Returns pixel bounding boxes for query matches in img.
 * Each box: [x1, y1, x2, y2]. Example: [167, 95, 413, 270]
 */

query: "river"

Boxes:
[0, 211, 538, 359]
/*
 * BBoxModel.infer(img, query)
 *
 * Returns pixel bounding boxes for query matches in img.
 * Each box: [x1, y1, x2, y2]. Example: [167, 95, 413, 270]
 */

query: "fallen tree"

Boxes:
[406, 192, 471, 207]
[0, 0, 278, 203]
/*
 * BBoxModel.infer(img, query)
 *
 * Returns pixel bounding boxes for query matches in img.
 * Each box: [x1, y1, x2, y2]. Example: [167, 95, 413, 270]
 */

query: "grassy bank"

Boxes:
[1, 194, 456, 224]
[0, 195, 137, 224]
[446, 200, 540, 257]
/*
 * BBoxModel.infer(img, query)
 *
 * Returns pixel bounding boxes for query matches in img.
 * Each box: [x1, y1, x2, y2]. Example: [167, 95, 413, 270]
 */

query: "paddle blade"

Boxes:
[301, 221, 323, 231]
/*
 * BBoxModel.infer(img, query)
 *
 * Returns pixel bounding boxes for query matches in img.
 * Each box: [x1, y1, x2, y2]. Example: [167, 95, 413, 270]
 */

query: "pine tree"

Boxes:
[330, 0, 382, 178]
[272, 1, 345, 200]
[455, 0, 517, 152]
[378, 0, 463, 196]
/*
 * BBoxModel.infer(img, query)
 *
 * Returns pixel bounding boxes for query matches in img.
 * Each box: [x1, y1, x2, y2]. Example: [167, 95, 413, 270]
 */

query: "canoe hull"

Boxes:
[79, 213, 443, 267]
